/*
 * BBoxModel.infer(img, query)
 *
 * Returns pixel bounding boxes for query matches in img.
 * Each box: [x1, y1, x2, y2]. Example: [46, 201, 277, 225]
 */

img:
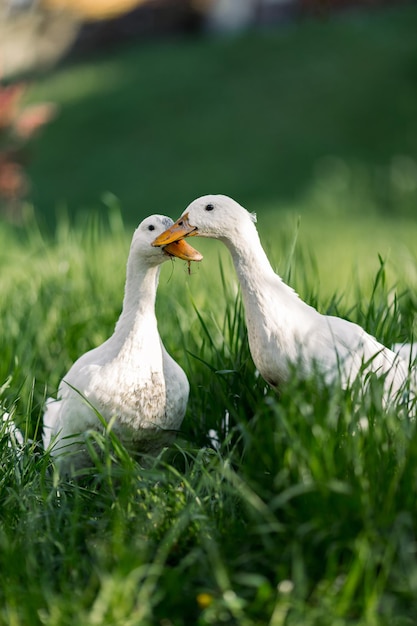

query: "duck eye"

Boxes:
[205, 203, 214, 211]
[148, 224, 155, 231]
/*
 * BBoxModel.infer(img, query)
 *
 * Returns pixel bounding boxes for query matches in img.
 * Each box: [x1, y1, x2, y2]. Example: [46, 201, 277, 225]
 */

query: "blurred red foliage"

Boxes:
[0, 80, 56, 221]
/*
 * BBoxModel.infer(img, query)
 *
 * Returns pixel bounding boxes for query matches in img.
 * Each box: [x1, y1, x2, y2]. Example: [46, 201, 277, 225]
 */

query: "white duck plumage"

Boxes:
[392, 342, 417, 366]
[43, 215, 202, 472]
[152, 194, 415, 408]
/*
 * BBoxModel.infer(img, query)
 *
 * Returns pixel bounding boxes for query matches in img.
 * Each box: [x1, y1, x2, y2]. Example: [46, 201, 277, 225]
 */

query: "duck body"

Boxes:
[152, 195, 411, 405]
[44, 306, 188, 460]
[222, 213, 408, 396]
[43, 215, 202, 471]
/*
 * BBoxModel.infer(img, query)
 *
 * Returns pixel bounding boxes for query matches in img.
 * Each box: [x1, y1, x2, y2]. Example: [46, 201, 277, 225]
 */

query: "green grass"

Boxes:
[1, 6, 417, 624]
[0, 206, 416, 625]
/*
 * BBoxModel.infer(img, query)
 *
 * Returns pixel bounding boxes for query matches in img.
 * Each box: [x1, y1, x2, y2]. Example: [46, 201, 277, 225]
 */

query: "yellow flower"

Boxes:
[197, 592, 213, 609]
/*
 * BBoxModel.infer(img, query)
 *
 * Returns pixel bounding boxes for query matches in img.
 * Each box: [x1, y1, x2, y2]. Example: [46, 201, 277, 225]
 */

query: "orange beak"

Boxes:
[163, 238, 202, 262]
[152, 213, 198, 247]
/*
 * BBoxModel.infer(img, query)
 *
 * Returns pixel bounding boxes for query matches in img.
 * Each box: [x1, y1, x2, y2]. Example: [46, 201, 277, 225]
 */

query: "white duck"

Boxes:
[152, 194, 414, 408]
[43, 215, 202, 473]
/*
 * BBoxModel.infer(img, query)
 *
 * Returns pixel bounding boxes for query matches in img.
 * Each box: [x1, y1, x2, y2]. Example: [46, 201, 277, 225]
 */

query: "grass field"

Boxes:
[0, 204, 416, 625]
[1, 5, 417, 625]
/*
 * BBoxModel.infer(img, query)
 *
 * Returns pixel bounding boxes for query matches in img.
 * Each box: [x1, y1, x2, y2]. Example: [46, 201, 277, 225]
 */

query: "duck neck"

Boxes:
[113, 257, 160, 344]
[222, 224, 292, 300]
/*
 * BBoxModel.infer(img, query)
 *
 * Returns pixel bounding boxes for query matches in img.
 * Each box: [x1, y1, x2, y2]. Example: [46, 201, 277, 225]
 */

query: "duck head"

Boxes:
[133, 215, 203, 264]
[151, 195, 257, 248]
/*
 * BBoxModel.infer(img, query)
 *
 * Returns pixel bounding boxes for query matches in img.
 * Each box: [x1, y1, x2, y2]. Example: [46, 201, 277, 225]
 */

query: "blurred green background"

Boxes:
[2, 1, 417, 293]
[27, 5, 417, 218]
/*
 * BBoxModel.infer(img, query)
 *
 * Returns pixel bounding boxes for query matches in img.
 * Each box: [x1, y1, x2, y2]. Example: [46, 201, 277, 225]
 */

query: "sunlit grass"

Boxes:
[2, 6, 417, 621]
[261, 208, 417, 302]
[0, 204, 416, 625]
